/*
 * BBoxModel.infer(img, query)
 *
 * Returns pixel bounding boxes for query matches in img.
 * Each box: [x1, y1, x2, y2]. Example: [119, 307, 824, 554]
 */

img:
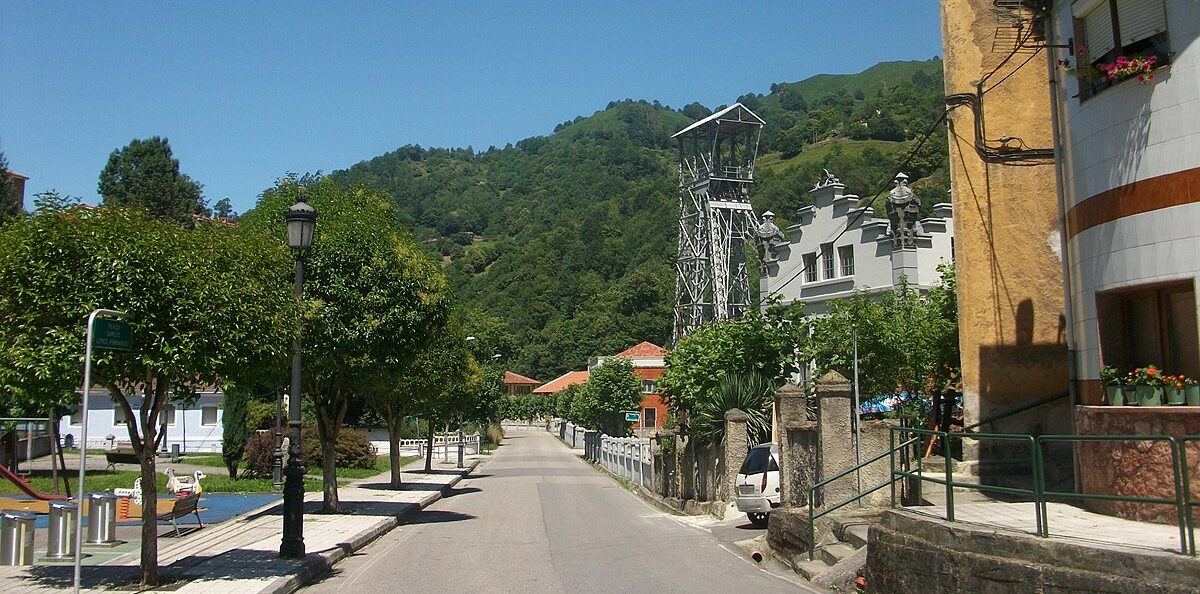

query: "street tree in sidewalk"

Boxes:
[99, 137, 209, 222]
[366, 315, 465, 487]
[239, 177, 449, 512]
[577, 357, 642, 436]
[0, 205, 296, 587]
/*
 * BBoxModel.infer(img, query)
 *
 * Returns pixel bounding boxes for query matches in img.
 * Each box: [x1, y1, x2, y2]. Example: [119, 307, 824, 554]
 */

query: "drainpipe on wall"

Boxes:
[1044, 10, 1081, 493]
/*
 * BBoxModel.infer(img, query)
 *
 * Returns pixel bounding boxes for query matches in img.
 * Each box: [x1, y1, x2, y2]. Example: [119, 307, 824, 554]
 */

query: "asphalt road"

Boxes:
[301, 430, 818, 594]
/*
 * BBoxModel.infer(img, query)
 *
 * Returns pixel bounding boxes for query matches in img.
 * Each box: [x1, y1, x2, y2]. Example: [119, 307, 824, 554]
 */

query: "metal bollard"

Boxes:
[0, 511, 36, 566]
[85, 492, 119, 545]
[45, 501, 79, 559]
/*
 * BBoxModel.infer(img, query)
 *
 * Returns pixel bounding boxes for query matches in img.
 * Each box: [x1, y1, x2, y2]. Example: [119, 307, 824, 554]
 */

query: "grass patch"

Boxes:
[0, 470, 321, 495]
[758, 139, 904, 173]
[179, 454, 226, 467]
[314, 455, 419, 479]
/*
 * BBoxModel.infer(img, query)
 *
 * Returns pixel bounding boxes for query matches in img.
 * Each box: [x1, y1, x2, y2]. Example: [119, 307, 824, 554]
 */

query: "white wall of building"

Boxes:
[1052, 0, 1200, 382]
[761, 177, 955, 314]
[59, 390, 224, 453]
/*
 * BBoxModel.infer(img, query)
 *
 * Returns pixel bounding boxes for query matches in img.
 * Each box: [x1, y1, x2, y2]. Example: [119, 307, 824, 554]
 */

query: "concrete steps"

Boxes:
[790, 512, 880, 584]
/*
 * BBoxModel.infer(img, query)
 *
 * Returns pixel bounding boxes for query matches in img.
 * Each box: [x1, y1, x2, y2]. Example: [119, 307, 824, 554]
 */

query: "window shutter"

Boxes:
[1115, 0, 1167, 46]
[1084, 4, 1116, 62]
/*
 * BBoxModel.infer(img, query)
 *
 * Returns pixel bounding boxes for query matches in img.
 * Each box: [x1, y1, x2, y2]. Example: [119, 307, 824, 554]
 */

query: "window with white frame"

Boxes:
[821, 243, 835, 280]
[1074, 0, 1169, 98]
[839, 245, 855, 276]
[69, 408, 82, 426]
[201, 406, 219, 426]
[113, 405, 128, 426]
[804, 253, 818, 283]
[161, 404, 176, 426]
[641, 380, 657, 394]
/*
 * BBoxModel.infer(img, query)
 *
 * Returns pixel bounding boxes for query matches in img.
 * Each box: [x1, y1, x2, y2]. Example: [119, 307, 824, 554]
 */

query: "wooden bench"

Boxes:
[156, 492, 204, 536]
[104, 451, 140, 471]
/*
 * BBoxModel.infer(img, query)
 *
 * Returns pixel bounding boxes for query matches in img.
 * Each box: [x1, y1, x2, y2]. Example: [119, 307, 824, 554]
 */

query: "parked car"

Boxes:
[735, 443, 780, 527]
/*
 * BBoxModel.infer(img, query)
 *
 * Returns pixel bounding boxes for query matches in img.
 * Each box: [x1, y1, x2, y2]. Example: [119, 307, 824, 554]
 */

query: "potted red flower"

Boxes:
[1128, 366, 1164, 406]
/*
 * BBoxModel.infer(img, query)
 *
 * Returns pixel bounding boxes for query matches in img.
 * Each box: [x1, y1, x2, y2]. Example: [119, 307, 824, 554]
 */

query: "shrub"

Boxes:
[485, 423, 504, 449]
[300, 427, 377, 469]
[242, 431, 278, 478]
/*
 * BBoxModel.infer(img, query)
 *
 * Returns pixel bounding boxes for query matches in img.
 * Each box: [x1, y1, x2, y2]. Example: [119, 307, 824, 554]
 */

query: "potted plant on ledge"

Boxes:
[1128, 365, 1164, 406]
[1101, 365, 1125, 406]
[1186, 377, 1200, 407]
[1163, 374, 1189, 406]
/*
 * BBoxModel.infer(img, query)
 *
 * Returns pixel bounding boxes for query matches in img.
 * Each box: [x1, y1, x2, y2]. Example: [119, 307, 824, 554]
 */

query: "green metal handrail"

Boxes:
[806, 430, 919, 560]
[961, 392, 1068, 433]
[1181, 436, 1199, 556]
[1034, 435, 1189, 555]
[802, 426, 1200, 560]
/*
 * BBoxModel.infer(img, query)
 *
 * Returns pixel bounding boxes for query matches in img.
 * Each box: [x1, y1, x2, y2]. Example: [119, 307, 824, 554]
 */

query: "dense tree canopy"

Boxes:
[238, 177, 451, 512]
[99, 136, 207, 222]
[807, 265, 959, 397]
[0, 204, 295, 585]
[328, 60, 948, 380]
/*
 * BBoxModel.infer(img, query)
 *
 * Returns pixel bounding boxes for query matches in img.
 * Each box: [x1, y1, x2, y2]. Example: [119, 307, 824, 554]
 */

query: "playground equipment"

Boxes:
[112, 477, 142, 505]
[0, 462, 68, 502]
[164, 468, 205, 495]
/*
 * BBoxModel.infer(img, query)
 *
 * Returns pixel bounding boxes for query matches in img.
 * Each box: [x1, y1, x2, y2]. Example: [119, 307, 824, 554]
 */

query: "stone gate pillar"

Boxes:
[723, 408, 749, 502]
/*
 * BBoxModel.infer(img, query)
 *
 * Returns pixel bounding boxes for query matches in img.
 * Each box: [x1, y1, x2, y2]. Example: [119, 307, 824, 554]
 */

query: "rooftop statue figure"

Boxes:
[755, 210, 787, 262]
[886, 173, 920, 248]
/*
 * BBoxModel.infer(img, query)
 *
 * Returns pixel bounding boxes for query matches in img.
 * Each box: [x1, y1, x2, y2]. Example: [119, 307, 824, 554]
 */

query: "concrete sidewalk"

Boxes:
[0, 455, 481, 594]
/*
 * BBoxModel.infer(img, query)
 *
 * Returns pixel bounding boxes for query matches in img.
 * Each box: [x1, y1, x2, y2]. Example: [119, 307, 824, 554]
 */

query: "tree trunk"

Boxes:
[424, 425, 434, 472]
[315, 404, 341, 513]
[138, 416, 160, 586]
[386, 412, 403, 488]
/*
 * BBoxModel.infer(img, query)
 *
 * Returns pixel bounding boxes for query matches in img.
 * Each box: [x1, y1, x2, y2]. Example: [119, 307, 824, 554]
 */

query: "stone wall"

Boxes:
[867, 509, 1200, 593]
[1075, 406, 1200, 523]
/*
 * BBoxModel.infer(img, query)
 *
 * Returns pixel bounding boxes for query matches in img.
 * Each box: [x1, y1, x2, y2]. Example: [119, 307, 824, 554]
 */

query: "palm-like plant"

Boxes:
[691, 372, 776, 446]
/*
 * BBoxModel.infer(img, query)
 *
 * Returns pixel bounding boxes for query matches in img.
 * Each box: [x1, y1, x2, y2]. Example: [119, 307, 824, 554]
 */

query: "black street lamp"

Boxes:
[281, 193, 316, 559]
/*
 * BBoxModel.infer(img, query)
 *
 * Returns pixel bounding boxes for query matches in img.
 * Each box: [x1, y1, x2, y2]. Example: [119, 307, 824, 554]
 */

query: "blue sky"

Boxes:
[2, 2, 943, 214]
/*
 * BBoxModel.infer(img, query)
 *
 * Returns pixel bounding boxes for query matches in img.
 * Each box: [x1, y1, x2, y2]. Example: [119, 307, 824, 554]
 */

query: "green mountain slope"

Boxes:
[328, 59, 948, 380]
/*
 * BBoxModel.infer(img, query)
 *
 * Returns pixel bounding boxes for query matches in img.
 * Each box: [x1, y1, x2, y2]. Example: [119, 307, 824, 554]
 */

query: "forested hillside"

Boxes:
[329, 58, 947, 379]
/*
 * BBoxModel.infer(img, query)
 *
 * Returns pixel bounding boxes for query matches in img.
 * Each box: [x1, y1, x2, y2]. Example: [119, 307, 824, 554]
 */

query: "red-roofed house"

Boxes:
[503, 371, 541, 396]
[533, 370, 589, 395]
[590, 341, 668, 431]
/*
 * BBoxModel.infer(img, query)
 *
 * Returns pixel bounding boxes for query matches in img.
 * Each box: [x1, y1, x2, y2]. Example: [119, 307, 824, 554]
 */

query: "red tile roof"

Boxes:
[504, 371, 541, 385]
[533, 370, 589, 394]
[617, 341, 665, 358]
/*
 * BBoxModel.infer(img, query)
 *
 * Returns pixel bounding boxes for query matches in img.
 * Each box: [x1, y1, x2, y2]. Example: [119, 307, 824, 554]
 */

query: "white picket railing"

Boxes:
[391, 433, 481, 458]
[546, 419, 652, 491]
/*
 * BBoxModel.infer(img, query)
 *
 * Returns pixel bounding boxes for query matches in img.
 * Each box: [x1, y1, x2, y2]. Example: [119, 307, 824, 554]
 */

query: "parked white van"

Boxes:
[735, 443, 780, 527]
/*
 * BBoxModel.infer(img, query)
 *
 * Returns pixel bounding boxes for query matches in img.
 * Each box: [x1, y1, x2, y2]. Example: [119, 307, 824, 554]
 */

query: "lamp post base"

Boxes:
[279, 462, 306, 558]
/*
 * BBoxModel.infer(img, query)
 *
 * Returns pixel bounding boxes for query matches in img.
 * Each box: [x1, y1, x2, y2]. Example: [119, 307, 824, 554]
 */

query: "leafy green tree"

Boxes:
[213, 197, 236, 220]
[99, 137, 207, 222]
[661, 305, 806, 421]
[577, 357, 642, 435]
[239, 177, 450, 511]
[807, 269, 958, 398]
[367, 315, 466, 486]
[0, 146, 18, 224]
[221, 386, 251, 478]
[0, 205, 295, 586]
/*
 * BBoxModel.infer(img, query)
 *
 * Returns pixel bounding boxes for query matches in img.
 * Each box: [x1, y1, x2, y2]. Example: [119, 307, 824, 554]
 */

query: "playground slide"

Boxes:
[0, 462, 68, 501]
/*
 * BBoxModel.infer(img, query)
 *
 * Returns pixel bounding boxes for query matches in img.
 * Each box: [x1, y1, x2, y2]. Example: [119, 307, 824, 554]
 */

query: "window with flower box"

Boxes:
[1097, 281, 1199, 379]
[1071, 0, 1170, 99]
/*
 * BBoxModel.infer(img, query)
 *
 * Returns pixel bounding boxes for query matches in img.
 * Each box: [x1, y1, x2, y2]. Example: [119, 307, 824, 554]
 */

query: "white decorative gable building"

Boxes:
[760, 173, 955, 313]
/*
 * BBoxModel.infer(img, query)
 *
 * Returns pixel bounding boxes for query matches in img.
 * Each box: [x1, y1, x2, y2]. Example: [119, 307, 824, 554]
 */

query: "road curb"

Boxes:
[257, 459, 480, 594]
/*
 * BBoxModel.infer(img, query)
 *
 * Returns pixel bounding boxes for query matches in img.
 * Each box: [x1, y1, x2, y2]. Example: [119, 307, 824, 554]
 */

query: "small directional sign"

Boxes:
[624, 411, 641, 423]
[93, 318, 132, 351]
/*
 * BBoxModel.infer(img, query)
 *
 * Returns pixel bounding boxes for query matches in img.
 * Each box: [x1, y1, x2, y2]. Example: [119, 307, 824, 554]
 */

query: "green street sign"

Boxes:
[93, 318, 132, 351]
[624, 411, 641, 423]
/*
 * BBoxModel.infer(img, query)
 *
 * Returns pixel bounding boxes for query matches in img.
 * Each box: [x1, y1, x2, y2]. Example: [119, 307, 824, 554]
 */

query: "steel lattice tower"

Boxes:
[672, 103, 764, 344]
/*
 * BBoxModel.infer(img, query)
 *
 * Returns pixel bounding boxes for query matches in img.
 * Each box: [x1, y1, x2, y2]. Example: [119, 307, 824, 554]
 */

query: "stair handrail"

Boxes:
[806, 430, 920, 560]
[961, 392, 1068, 433]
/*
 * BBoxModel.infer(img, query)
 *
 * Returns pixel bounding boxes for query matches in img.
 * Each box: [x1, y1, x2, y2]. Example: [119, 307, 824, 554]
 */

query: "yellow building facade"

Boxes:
[939, 0, 1071, 439]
